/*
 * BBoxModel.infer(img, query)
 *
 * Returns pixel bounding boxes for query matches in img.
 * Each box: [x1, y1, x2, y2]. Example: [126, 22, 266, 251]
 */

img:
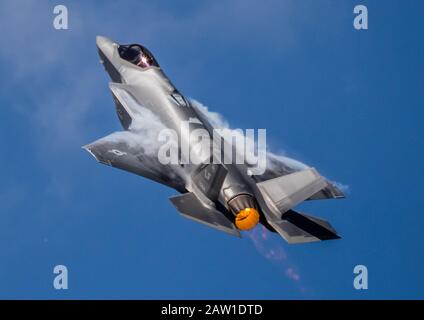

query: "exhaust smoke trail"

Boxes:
[247, 225, 304, 286]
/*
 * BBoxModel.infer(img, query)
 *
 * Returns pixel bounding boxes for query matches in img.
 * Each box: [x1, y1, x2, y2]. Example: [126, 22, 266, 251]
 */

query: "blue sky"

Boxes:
[0, 0, 423, 299]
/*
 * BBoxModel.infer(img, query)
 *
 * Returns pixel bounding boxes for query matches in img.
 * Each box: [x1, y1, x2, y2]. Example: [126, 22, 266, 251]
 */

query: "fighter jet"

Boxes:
[84, 36, 345, 244]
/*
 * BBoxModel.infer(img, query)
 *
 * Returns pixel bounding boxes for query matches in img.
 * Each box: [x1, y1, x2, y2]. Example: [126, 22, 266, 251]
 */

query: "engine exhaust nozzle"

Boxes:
[235, 207, 260, 231]
[227, 194, 260, 231]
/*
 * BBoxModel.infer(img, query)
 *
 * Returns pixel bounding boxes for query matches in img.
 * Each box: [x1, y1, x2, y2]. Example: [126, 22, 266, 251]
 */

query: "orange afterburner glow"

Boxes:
[235, 208, 260, 231]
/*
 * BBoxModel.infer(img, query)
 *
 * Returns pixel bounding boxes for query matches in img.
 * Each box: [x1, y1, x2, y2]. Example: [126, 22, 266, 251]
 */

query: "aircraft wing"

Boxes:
[83, 134, 186, 192]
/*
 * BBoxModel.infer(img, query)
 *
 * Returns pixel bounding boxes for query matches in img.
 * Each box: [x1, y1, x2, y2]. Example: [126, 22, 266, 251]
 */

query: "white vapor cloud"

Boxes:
[98, 106, 168, 156]
[191, 99, 310, 172]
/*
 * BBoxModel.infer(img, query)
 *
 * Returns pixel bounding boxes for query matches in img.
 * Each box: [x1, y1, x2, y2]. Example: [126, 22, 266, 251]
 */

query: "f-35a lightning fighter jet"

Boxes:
[83, 36, 345, 244]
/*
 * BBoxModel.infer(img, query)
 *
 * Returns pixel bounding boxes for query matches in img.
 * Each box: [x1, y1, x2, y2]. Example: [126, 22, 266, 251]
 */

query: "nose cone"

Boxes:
[96, 35, 116, 60]
[96, 35, 113, 48]
[96, 36, 122, 82]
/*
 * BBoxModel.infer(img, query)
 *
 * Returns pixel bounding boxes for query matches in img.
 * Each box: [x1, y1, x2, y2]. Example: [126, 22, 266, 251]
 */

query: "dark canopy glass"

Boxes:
[118, 44, 159, 69]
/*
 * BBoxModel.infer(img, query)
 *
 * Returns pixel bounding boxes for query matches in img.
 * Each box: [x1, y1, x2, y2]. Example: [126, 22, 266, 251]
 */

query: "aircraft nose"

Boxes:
[96, 35, 112, 47]
[96, 35, 116, 58]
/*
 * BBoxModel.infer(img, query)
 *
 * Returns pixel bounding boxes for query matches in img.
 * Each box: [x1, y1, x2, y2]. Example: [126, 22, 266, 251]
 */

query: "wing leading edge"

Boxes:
[83, 135, 186, 192]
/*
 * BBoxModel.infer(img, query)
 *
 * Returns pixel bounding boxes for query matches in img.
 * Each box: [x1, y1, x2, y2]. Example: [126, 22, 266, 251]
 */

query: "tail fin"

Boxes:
[257, 168, 327, 215]
[256, 168, 340, 243]
[308, 181, 345, 200]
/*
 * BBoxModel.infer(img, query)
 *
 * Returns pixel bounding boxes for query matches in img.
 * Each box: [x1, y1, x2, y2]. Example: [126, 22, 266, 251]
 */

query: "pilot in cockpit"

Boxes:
[118, 44, 159, 69]
[136, 52, 152, 68]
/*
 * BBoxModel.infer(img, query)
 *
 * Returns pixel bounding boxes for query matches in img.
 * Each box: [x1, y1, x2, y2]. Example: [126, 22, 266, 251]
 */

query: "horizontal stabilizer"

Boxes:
[268, 210, 340, 244]
[170, 192, 240, 237]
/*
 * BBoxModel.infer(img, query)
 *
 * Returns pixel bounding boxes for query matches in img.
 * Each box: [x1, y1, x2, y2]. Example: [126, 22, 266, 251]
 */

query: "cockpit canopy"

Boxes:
[118, 44, 159, 69]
